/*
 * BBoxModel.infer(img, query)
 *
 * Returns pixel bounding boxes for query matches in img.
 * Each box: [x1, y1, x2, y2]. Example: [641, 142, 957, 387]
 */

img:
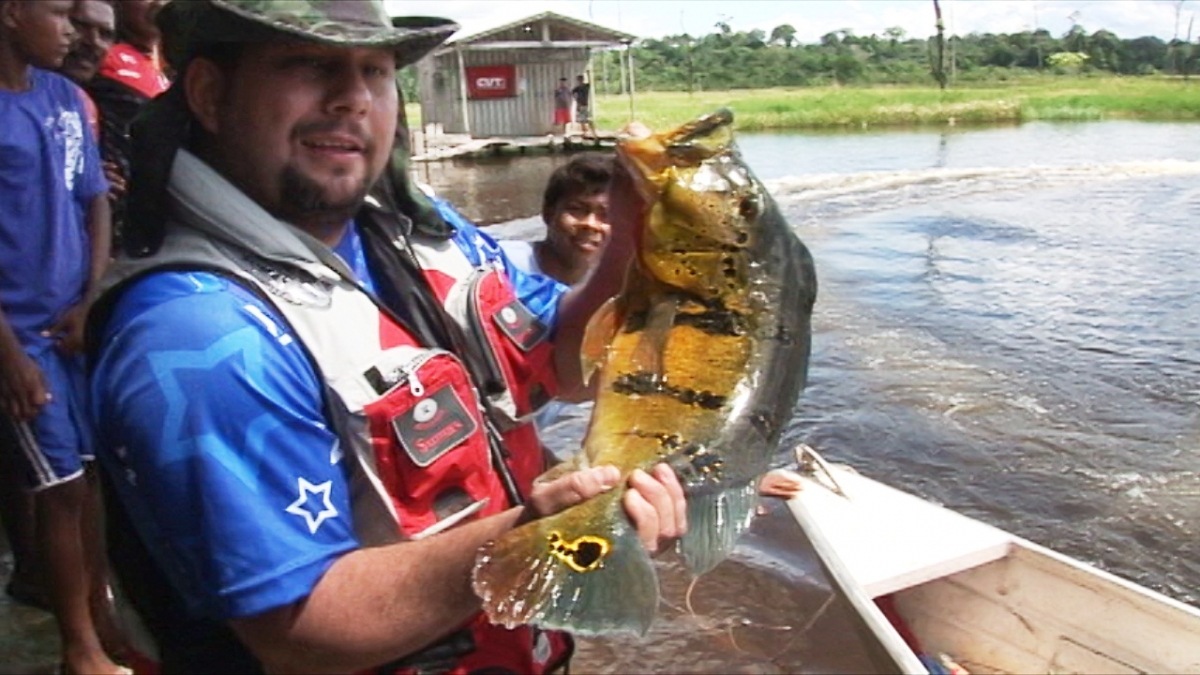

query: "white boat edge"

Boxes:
[777, 445, 1200, 674]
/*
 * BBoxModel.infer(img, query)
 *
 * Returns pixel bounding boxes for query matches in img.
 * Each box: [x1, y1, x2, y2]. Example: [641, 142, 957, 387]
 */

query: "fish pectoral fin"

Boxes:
[472, 492, 659, 636]
[580, 297, 620, 386]
[630, 298, 677, 377]
[678, 482, 760, 575]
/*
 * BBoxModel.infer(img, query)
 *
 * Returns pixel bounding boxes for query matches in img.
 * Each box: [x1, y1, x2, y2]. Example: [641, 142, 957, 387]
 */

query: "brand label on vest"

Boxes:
[493, 299, 547, 352]
[392, 386, 478, 467]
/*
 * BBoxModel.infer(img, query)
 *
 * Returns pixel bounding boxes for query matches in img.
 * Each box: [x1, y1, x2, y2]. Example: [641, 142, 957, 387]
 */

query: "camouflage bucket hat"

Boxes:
[156, 0, 459, 70]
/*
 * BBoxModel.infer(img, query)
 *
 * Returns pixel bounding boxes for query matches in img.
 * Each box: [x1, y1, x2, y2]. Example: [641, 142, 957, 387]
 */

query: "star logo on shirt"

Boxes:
[285, 477, 338, 535]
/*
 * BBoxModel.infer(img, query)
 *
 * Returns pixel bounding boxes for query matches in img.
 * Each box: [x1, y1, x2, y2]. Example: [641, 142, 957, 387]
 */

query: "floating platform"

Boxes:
[409, 130, 618, 162]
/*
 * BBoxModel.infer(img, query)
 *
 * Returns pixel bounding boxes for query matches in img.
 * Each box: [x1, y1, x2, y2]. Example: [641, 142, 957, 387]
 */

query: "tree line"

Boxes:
[584, 21, 1198, 93]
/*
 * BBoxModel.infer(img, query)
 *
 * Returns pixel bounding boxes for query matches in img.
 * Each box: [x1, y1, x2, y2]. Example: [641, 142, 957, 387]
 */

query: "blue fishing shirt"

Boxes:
[91, 216, 566, 619]
[0, 68, 107, 349]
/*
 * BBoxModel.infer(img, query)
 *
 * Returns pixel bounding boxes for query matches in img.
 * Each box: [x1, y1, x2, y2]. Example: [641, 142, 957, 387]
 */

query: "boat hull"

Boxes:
[781, 454, 1200, 674]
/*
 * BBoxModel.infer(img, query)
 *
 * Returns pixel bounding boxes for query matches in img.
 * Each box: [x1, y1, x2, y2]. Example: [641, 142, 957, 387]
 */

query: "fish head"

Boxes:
[616, 108, 766, 302]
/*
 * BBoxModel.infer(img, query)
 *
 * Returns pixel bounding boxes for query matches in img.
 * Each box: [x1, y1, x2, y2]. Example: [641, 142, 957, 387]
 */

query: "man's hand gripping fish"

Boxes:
[472, 109, 818, 636]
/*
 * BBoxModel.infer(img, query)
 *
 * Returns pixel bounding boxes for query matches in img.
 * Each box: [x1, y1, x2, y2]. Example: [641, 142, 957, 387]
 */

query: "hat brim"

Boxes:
[157, 1, 458, 70]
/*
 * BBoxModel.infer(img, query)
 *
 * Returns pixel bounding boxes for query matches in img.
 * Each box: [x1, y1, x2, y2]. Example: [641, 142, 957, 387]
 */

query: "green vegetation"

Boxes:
[397, 18, 1200, 133]
[595, 21, 1195, 92]
[588, 77, 1200, 131]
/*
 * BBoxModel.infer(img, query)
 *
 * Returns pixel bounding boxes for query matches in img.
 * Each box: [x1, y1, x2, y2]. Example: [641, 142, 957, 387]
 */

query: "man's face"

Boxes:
[196, 41, 399, 233]
[60, 0, 115, 84]
[545, 190, 610, 259]
[116, 0, 161, 44]
[2, 0, 76, 69]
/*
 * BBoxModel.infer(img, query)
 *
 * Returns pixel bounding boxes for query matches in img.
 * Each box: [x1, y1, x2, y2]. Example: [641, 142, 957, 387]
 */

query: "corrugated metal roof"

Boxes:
[441, 11, 635, 50]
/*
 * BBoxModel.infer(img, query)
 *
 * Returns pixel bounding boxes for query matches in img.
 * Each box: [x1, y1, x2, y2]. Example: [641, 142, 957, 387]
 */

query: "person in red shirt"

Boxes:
[87, 0, 167, 251]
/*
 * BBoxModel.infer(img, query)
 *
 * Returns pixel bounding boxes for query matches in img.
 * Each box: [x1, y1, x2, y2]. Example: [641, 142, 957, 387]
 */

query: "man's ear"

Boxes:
[183, 58, 225, 135]
[0, 0, 22, 31]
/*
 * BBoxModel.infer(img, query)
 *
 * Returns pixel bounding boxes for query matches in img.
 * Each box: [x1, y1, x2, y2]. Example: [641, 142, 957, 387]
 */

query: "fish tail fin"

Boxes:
[472, 491, 659, 636]
[678, 482, 760, 575]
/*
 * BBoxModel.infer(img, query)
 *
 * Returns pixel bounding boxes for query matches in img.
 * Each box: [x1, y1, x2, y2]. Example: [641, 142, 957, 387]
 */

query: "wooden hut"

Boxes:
[415, 12, 635, 138]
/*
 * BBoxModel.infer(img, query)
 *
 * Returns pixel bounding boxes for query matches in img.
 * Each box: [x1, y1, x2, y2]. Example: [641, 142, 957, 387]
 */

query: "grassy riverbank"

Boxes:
[584, 76, 1200, 131]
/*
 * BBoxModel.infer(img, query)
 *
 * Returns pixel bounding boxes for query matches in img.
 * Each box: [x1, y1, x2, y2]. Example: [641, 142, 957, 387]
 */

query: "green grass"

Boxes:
[590, 76, 1200, 131]
[404, 75, 1200, 134]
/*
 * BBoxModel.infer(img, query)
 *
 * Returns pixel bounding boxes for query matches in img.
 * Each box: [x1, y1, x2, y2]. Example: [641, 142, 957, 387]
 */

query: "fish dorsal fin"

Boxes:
[581, 296, 620, 386]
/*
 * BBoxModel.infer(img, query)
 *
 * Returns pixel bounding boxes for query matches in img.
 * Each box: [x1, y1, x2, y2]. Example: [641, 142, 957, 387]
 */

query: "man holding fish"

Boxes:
[84, 1, 690, 673]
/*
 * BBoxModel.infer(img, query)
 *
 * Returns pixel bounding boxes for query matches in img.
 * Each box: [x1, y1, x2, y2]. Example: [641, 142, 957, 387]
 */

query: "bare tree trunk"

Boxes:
[930, 0, 948, 89]
[1187, 15, 1194, 81]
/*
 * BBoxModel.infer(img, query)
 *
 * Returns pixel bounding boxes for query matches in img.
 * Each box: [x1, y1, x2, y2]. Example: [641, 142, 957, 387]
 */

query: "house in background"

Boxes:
[415, 12, 635, 138]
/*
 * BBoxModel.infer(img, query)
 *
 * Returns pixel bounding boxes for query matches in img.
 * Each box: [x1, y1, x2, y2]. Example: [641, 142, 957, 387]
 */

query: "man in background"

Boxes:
[60, 0, 115, 135]
[87, 0, 166, 250]
[552, 76, 571, 136]
[571, 74, 594, 138]
[60, 0, 126, 202]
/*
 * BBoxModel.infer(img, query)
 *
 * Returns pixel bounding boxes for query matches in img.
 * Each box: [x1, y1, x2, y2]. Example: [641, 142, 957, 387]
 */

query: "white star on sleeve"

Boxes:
[285, 477, 339, 535]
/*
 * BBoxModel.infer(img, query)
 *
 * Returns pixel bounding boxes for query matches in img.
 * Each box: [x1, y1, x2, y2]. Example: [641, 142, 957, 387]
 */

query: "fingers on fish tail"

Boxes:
[472, 503, 659, 636]
[678, 482, 759, 575]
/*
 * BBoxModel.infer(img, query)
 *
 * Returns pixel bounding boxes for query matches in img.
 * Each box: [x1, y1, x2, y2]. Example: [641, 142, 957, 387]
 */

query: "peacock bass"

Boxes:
[472, 108, 818, 636]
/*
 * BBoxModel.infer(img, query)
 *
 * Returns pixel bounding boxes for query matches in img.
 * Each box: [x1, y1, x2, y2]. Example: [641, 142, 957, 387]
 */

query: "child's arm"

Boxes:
[45, 194, 110, 355]
[0, 309, 48, 421]
[84, 192, 112, 292]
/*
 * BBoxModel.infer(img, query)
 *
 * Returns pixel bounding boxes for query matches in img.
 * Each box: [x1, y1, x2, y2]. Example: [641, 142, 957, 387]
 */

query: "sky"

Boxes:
[384, 0, 1193, 44]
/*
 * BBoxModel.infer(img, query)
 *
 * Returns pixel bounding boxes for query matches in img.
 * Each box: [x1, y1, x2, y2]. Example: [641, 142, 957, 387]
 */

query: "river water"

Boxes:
[470, 120, 1200, 672]
[4, 120, 1198, 672]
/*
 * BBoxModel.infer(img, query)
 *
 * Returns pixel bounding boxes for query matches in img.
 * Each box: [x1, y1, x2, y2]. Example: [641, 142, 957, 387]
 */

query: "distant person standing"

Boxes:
[571, 74, 594, 138]
[552, 76, 571, 136]
[88, 0, 168, 251]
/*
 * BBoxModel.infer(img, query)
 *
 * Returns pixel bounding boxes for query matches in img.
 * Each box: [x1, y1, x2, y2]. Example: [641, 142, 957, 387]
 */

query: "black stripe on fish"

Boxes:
[624, 304, 748, 337]
[633, 432, 727, 484]
[674, 309, 747, 336]
[611, 372, 727, 410]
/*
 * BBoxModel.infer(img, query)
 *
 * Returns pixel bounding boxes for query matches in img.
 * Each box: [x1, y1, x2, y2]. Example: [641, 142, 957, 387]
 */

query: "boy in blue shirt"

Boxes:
[0, 1, 124, 673]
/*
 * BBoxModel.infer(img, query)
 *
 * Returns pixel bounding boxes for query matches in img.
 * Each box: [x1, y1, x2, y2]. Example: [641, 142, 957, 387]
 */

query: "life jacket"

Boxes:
[92, 150, 572, 674]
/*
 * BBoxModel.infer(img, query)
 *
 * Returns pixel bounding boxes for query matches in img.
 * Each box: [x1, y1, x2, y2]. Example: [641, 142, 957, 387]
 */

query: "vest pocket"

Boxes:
[361, 349, 500, 537]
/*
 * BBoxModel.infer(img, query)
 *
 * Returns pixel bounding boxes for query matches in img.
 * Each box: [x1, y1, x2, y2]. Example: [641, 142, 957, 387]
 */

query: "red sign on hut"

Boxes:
[466, 65, 517, 99]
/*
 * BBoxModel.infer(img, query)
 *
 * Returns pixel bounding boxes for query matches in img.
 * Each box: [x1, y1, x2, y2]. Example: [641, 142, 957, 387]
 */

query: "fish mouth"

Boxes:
[617, 108, 735, 198]
[662, 108, 734, 146]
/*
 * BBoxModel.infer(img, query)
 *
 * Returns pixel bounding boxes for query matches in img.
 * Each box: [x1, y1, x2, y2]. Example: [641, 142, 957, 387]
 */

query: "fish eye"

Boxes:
[739, 195, 760, 221]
